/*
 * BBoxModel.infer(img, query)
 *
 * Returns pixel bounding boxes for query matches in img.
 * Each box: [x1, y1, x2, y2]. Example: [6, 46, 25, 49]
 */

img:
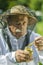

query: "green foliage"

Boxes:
[17, 0, 30, 7]
[0, 0, 9, 11]
[38, 62, 43, 65]
[30, 0, 42, 10]
[0, 0, 42, 11]
[36, 21, 43, 36]
[7, 1, 17, 9]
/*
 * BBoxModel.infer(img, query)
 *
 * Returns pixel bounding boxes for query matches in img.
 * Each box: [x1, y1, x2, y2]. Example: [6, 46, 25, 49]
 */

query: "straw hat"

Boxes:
[2, 5, 37, 25]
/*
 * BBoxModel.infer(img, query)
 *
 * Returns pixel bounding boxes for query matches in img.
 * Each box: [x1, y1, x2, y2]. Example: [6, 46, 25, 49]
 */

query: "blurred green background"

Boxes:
[0, 0, 43, 35]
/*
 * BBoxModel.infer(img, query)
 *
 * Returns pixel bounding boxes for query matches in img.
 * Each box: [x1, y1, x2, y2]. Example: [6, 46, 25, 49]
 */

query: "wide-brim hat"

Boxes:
[2, 5, 37, 26]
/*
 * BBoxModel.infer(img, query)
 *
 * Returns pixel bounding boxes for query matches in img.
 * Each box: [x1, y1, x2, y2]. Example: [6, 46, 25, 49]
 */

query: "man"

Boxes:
[0, 5, 43, 65]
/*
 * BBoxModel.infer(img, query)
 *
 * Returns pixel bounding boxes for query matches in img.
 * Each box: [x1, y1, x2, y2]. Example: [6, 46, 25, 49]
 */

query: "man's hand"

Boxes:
[15, 50, 33, 62]
[35, 36, 43, 51]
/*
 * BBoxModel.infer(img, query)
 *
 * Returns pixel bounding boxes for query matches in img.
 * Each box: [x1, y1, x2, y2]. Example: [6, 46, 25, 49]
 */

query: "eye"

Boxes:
[15, 22, 21, 25]
[23, 21, 26, 25]
[17, 23, 21, 25]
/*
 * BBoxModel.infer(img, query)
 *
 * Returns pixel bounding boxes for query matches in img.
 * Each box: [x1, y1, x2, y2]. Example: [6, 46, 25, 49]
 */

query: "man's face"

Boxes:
[7, 14, 28, 38]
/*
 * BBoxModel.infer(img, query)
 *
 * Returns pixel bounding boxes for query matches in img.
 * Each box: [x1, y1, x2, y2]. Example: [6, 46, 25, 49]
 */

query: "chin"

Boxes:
[13, 33, 22, 38]
[16, 35, 22, 38]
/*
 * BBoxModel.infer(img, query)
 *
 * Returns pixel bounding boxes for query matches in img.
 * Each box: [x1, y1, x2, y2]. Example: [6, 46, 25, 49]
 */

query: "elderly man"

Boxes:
[0, 5, 43, 65]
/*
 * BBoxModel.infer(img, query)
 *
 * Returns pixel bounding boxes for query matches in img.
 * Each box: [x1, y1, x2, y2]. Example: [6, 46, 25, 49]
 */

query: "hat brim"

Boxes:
[28, 15, 37, 26]
[3, 12, 38, 25]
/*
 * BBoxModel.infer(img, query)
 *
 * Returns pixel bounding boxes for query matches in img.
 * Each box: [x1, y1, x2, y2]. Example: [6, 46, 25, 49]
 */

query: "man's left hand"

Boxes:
[35, 36, 43, 51]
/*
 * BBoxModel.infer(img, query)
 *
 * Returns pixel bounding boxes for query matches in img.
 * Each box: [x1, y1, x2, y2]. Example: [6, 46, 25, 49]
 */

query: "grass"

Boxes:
[36, 21, 43, 36]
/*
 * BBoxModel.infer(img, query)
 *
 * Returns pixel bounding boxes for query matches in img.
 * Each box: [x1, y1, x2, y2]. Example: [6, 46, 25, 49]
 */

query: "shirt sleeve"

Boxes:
[12, 52, 17, 62]
[0, 52, 17, 65]
[6, 51, 17, 63]
[0, 32, 17, 64]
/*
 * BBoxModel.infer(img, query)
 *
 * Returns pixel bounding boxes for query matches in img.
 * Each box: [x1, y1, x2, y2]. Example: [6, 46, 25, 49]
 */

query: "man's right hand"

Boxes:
[15, 50, 31, 62]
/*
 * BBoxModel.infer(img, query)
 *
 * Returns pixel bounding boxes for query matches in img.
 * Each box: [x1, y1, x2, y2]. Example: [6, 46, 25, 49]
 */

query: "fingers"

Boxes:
[35, 36, 43, 41]
[35, 36, 43, 51]
[15, 50, 32, 62]
[35, 40, 43, 45]
[37, 45, 43, 50]
[35, 37, 43, 45]
[18, 54, 29, 62]
[18, 50, 29, 55]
